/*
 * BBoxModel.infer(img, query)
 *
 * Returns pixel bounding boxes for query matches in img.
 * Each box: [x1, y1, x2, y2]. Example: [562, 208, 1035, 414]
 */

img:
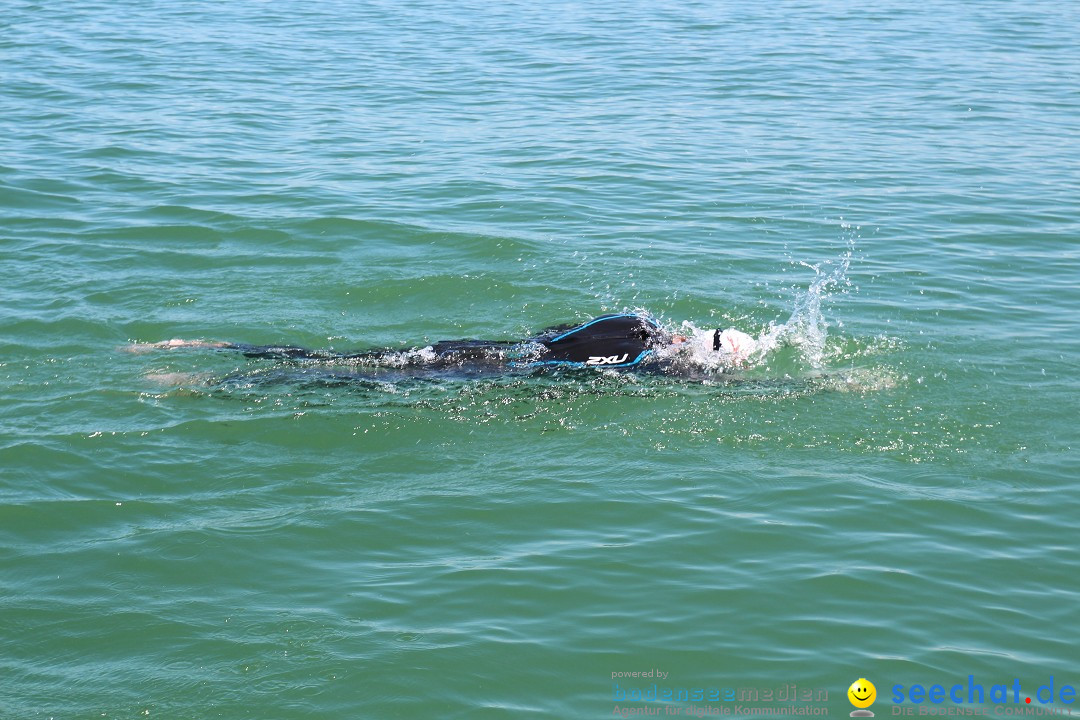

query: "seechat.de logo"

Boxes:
[848, 678, 877, 717]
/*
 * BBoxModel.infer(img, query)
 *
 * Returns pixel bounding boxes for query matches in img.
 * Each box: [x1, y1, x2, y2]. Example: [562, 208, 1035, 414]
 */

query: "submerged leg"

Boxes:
[125, 339, 350, 360]
[124, 339, 230, 353]
[224, 343, 342, 360]
[125, 337, 522, 368]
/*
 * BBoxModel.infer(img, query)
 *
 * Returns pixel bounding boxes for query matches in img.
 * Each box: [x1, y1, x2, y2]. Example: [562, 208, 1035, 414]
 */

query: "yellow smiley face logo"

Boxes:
[848, 678, 876, 708]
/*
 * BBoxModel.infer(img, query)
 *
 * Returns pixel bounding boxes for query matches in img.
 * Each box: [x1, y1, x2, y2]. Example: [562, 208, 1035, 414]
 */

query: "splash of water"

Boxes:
[757, 249, 853, 368]
[668, 247, 853, 373]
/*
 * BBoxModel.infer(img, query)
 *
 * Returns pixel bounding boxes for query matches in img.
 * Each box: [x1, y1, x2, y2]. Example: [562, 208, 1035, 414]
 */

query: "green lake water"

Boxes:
[2, 1, 1078, 718]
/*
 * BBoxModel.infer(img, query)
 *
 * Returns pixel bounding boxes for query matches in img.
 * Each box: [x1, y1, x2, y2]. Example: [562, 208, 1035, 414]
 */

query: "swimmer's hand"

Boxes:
[123, 339, 229, 353]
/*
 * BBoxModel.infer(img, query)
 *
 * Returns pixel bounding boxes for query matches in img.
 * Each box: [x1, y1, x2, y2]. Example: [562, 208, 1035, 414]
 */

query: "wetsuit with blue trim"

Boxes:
[522, 313, 671, 368]
[225, 313, 672, 371]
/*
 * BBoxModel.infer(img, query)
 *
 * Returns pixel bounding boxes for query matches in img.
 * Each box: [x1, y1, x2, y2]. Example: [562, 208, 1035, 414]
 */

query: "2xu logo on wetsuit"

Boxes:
[586, 353, 630, 366]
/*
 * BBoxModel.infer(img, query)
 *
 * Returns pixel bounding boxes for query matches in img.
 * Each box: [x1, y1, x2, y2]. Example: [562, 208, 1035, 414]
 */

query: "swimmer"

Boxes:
[129, 313, 760, 374]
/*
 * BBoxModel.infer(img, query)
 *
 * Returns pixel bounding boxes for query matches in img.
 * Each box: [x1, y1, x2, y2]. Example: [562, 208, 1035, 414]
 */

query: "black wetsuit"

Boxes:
[521, 313, 672, 368]
[226, 313, 673, 370]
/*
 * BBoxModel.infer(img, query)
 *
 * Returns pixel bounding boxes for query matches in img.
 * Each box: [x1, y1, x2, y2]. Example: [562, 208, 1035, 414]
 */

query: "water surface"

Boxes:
[2, 1, 1079, 717]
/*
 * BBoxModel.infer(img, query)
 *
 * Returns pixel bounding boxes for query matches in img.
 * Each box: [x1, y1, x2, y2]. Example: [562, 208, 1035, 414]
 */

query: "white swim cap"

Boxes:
[713, 328, 758, 363]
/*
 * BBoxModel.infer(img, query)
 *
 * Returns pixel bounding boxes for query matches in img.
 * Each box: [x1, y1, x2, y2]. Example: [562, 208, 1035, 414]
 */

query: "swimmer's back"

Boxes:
[531, 313, 671, 368]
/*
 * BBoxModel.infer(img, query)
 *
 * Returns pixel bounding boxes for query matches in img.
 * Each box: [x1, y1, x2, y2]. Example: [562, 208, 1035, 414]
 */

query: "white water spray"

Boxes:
[756, 249, 852, 368]
[668, 247, 853, 372]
